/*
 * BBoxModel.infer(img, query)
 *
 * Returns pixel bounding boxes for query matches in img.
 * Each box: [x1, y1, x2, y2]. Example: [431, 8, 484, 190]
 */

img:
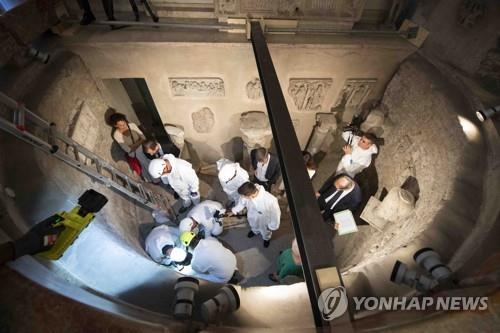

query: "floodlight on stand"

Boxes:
[476, 105, 500, 122]
[413, 248, 452, 281]
[173, 277, 199, 319]
[201, 285, 240, 324]
[390, 260, 438, 292]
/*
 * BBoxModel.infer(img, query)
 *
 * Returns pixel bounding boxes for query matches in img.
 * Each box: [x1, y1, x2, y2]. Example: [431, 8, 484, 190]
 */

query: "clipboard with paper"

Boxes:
[333, 209, 358, 236]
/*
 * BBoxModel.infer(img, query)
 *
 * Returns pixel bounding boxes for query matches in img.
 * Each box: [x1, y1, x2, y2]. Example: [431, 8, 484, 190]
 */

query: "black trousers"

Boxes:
[253, 177, 272, 192]
[77, 0, 114, 20]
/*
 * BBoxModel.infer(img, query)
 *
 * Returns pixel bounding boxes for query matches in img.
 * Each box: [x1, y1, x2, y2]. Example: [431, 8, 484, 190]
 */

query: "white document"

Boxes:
[334, 209, 358, 236]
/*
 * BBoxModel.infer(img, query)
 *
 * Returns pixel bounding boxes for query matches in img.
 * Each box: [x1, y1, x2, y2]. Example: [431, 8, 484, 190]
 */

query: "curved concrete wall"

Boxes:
[0, 38, 497, 330]
[338, 54, 499, 300]
[0, 50, 316, 329]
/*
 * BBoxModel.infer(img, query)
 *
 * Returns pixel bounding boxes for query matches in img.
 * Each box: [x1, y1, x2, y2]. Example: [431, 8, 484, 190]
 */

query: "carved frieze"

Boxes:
[218, 0, 237, 14]
[246, 78, 263, 100]
[216, 0, 366, 24]
[241, 0, 274, 13]
[334, 78, 377, 109]
[169, 77, 225, 97]
[288, 78, 332, 111]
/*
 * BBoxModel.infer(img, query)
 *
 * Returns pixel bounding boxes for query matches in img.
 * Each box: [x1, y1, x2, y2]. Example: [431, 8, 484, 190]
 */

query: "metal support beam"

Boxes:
[250, 22, 351, 329]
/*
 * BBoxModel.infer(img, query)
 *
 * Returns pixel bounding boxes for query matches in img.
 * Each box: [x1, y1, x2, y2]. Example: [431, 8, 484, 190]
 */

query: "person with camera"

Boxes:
[178, 200, 225, 239]
[336, 127, 378, 178]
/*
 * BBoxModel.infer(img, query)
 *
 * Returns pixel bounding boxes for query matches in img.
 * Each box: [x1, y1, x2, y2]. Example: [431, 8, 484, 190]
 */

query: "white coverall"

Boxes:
[159, 154, 200, 207]
[217, 159, 249, 204]
[190, 238, 237, 283]
[188, 200, 225, 237]
[232, 184, 281, 241]
[336, 131, 378, 178]
[145, 225, 179, 265]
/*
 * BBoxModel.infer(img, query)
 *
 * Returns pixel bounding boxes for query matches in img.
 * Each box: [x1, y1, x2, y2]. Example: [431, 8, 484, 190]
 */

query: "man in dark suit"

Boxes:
[250, 147, 281, 191]
[142, 138, 180, 159]
[315, 174, 362, 223]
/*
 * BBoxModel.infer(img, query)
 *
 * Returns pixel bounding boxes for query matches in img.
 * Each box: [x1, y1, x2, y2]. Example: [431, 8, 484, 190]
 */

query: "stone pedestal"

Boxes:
[306, 113, 337, 155]
[165, 124, 185, 154]
[360, 187, 415, 231]
[239, 111, 273, 153]
[360, 108, 385, 137]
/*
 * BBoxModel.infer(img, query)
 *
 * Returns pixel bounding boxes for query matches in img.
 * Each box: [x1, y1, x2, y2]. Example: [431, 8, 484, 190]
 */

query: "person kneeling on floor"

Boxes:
[179, 200, 225, 239]
[145, 225, 187, 266]
[179, 231, 242, 284]
[269, 238, 303, 283]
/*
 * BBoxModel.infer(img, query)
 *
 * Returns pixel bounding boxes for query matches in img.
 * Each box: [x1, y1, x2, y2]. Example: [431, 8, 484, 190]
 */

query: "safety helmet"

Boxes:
[180, 231, 196, 247]
[170, 247, 188, 262]
[219, 163, 237, 183]
[148, 159, 167, 178]
[179, 218, 195, 233]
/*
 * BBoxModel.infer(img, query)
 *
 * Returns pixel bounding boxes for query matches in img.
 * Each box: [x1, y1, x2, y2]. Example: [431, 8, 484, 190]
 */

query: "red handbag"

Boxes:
[126, 154, 142, 175]
[125, 122, 142, 176]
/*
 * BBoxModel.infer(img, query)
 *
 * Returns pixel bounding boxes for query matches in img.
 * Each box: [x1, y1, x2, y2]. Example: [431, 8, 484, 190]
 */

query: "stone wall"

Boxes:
[67, 36, 413, 162]
[0, 51, 156, 289]
[343, 54, 487, 270]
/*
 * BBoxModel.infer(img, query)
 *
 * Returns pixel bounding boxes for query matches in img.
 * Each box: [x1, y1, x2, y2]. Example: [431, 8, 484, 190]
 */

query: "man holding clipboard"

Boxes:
[315, 174, 362, 234]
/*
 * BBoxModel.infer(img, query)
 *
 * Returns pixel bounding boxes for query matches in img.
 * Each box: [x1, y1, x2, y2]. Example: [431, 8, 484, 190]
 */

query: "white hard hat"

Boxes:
[149, 158, 167, 178]
[179, 218, 194, 233]
[170, 247, 187, 262]
[219, 163, 237, 182]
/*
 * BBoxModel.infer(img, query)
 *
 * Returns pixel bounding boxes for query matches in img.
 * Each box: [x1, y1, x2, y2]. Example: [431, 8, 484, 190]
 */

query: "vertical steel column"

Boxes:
[250, 22, 350, 328]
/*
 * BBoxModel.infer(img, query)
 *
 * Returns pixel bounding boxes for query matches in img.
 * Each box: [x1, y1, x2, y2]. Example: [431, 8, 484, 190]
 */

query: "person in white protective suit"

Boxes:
[179, 200, 225, 238]
[335, 131, 378, 178]
[216, 158, 249, 207]
[179, 231, 241, 284]
[230, 182, 281, 248]
[145, 225, 187, 266]
[148, 154, 200, 213]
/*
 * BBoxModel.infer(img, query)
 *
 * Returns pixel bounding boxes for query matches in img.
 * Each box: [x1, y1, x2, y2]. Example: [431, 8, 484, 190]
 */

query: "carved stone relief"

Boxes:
[277, 0, 301, 16]
[458, 0, 485, 28]
[288, 78, 332, 111]
[218, 0, 237, 14]
[306, 113, 337, 155]
[216, 0, 366, 26]
[246, 78, 263, 100]
[241, 0, 274, 13]
[192, 107, 215, 133]
[239, 111, 273, 150]
[334, 78, 377, 109]
[169, 78, 225, 97]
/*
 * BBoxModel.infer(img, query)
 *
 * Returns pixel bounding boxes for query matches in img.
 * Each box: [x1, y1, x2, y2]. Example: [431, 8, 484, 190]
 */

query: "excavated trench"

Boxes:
[0, 37, 499, 331]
